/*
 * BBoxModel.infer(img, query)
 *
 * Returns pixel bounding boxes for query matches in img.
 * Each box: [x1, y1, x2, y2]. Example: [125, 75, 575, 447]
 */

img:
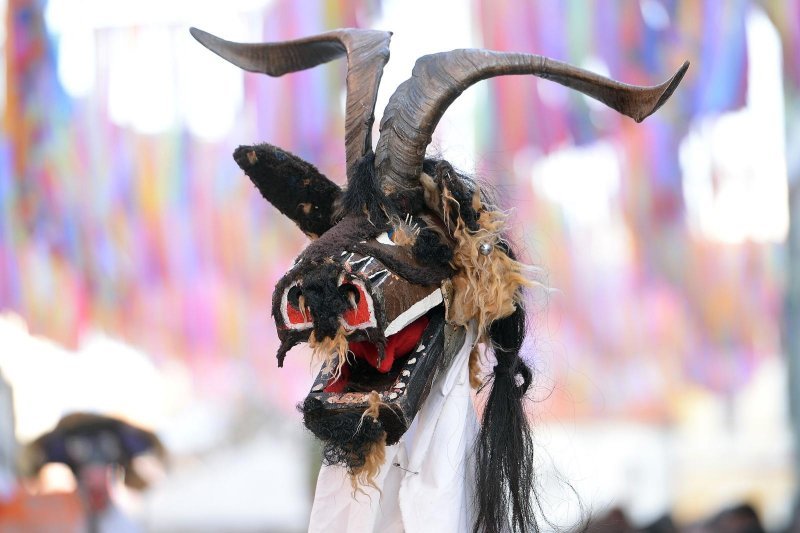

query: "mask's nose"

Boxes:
[300, 266, 350, 341]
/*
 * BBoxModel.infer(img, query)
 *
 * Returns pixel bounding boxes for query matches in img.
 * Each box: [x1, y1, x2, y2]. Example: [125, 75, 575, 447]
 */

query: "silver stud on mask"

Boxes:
[479, 242, 493, 256]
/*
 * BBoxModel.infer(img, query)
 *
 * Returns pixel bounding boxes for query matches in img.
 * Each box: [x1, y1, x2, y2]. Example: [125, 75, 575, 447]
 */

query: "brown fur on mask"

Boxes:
[441, 187, 535, 338]
[309, 326, 352, 382]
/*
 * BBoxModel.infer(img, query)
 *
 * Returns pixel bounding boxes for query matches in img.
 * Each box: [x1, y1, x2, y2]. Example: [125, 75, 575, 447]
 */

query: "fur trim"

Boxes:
[420, 172, 442, 212]
[388, 215, 421, 247]
[309, 326, 352, 382]
[442, 187, 535, 338]
[350, 391, 388, 493]
[469, 343, 483, 389]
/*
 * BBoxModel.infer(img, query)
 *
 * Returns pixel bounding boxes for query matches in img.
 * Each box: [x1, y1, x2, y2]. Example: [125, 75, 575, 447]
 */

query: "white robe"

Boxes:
[308, 324, 479, 533]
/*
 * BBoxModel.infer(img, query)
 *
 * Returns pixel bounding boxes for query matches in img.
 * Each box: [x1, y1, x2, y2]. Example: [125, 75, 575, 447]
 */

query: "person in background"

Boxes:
[19, 413, 164, 533]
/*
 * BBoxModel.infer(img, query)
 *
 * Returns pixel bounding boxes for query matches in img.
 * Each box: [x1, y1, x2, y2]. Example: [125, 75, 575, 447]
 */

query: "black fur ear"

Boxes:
[233, 144, 342, 239]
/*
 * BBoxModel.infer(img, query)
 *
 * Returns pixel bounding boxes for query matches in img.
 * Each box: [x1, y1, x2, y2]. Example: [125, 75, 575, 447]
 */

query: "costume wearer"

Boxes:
[191, 27, 688, 533]
[23, 413, 163, 533]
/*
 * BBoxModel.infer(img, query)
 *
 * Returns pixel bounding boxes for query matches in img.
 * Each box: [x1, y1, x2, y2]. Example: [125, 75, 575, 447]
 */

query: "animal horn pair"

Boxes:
[190, 27, 689, 193]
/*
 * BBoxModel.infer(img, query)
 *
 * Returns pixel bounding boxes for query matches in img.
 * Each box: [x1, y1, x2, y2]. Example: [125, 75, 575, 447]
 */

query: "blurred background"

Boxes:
[1, 0, 798, 531]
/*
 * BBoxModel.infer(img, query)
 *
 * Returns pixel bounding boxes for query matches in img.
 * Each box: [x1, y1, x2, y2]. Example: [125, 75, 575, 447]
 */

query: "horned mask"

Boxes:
[192, 27, 687, 533]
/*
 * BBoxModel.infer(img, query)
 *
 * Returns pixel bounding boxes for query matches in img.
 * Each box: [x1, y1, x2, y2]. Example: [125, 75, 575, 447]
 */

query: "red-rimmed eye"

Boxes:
[339, 278, 377, 331]
[281, 283, 313, 330]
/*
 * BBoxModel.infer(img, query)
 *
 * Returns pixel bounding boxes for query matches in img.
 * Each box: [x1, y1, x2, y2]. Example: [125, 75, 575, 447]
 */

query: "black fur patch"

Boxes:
[412, 227, 453, 267]
[299, 397, 386, 473]
[337, 153, 387, 225]
[297, 262, 351, 340]
[385, 187, 427, 216]
[233, 144, 341, 237]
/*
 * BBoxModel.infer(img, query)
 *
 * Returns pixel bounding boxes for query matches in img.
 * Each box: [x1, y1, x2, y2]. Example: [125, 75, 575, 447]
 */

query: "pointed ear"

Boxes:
[234, 144, 342, 239]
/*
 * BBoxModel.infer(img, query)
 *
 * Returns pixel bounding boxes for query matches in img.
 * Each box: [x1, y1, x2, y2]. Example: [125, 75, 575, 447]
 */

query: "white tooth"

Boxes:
[370, 271, 390, 288]
[416, 344, 425, 352]
[401, 370, 410, 377]
[368, 268, 388, 281]
[359, 257, 374, 272]
[298, 295, 309, 322]
[348, 292, 357, 309]
[407, 358, 416, 365]
[388, 392, 398, 400]
[312, 383, 323, 392]
[395, 383, 406, 389]
[383, 290, 442, 336]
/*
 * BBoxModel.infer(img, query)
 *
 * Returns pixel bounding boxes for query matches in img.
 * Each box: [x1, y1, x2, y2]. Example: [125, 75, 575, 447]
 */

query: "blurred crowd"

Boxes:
[584, 503, 797, 533]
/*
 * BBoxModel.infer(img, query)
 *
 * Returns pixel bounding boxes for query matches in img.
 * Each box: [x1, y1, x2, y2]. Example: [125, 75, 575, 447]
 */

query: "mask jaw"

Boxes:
[300, 306, 465, 448]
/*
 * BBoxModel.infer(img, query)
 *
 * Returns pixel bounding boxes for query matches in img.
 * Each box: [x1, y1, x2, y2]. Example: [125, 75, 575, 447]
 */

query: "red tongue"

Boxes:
[350, 315, 429, 372]
[323, 315, 429, 393]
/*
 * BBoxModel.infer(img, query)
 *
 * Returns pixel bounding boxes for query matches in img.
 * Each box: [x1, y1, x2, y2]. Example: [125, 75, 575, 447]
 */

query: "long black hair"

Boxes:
[474, 245, 537, 533]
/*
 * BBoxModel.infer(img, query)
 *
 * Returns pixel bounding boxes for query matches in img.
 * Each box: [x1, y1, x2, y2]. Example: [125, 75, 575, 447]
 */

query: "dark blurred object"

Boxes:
[582, 507, 678, 533]
[640, 515, 679, 533]
[21, 413, 164, 491]
[584, 507, 635, 533]
[19, 413, 164, 532]
[685, 503, 765, 533]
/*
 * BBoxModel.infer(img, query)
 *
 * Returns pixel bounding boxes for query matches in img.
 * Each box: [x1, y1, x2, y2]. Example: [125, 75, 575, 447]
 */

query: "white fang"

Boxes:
[384, 289, 443, 336]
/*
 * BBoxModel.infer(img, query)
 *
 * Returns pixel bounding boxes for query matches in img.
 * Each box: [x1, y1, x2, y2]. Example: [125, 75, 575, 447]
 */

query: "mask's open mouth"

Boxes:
[300, 305, 456, 447]
[322, 314, 429, 394]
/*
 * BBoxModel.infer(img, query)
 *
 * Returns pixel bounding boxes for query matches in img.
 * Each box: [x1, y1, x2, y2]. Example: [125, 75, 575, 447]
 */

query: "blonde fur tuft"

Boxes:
[441, 186, 536, 338]
[308, 326, 352, 382]
[350, 391, 388, 493]
[387, 215, 421, 247]
[420, 172, 441, 212]
[469, 343, 483, 389]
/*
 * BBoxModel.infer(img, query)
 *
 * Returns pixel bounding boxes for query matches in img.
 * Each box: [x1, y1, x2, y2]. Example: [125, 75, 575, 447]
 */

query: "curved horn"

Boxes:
[190, 27, 392, 181]
[375, 49, 690, 192]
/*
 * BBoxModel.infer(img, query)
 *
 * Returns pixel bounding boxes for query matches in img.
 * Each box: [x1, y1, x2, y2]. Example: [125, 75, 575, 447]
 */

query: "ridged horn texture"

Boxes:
[375, 50, 690, 192]
[190, 27, 391, 182]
